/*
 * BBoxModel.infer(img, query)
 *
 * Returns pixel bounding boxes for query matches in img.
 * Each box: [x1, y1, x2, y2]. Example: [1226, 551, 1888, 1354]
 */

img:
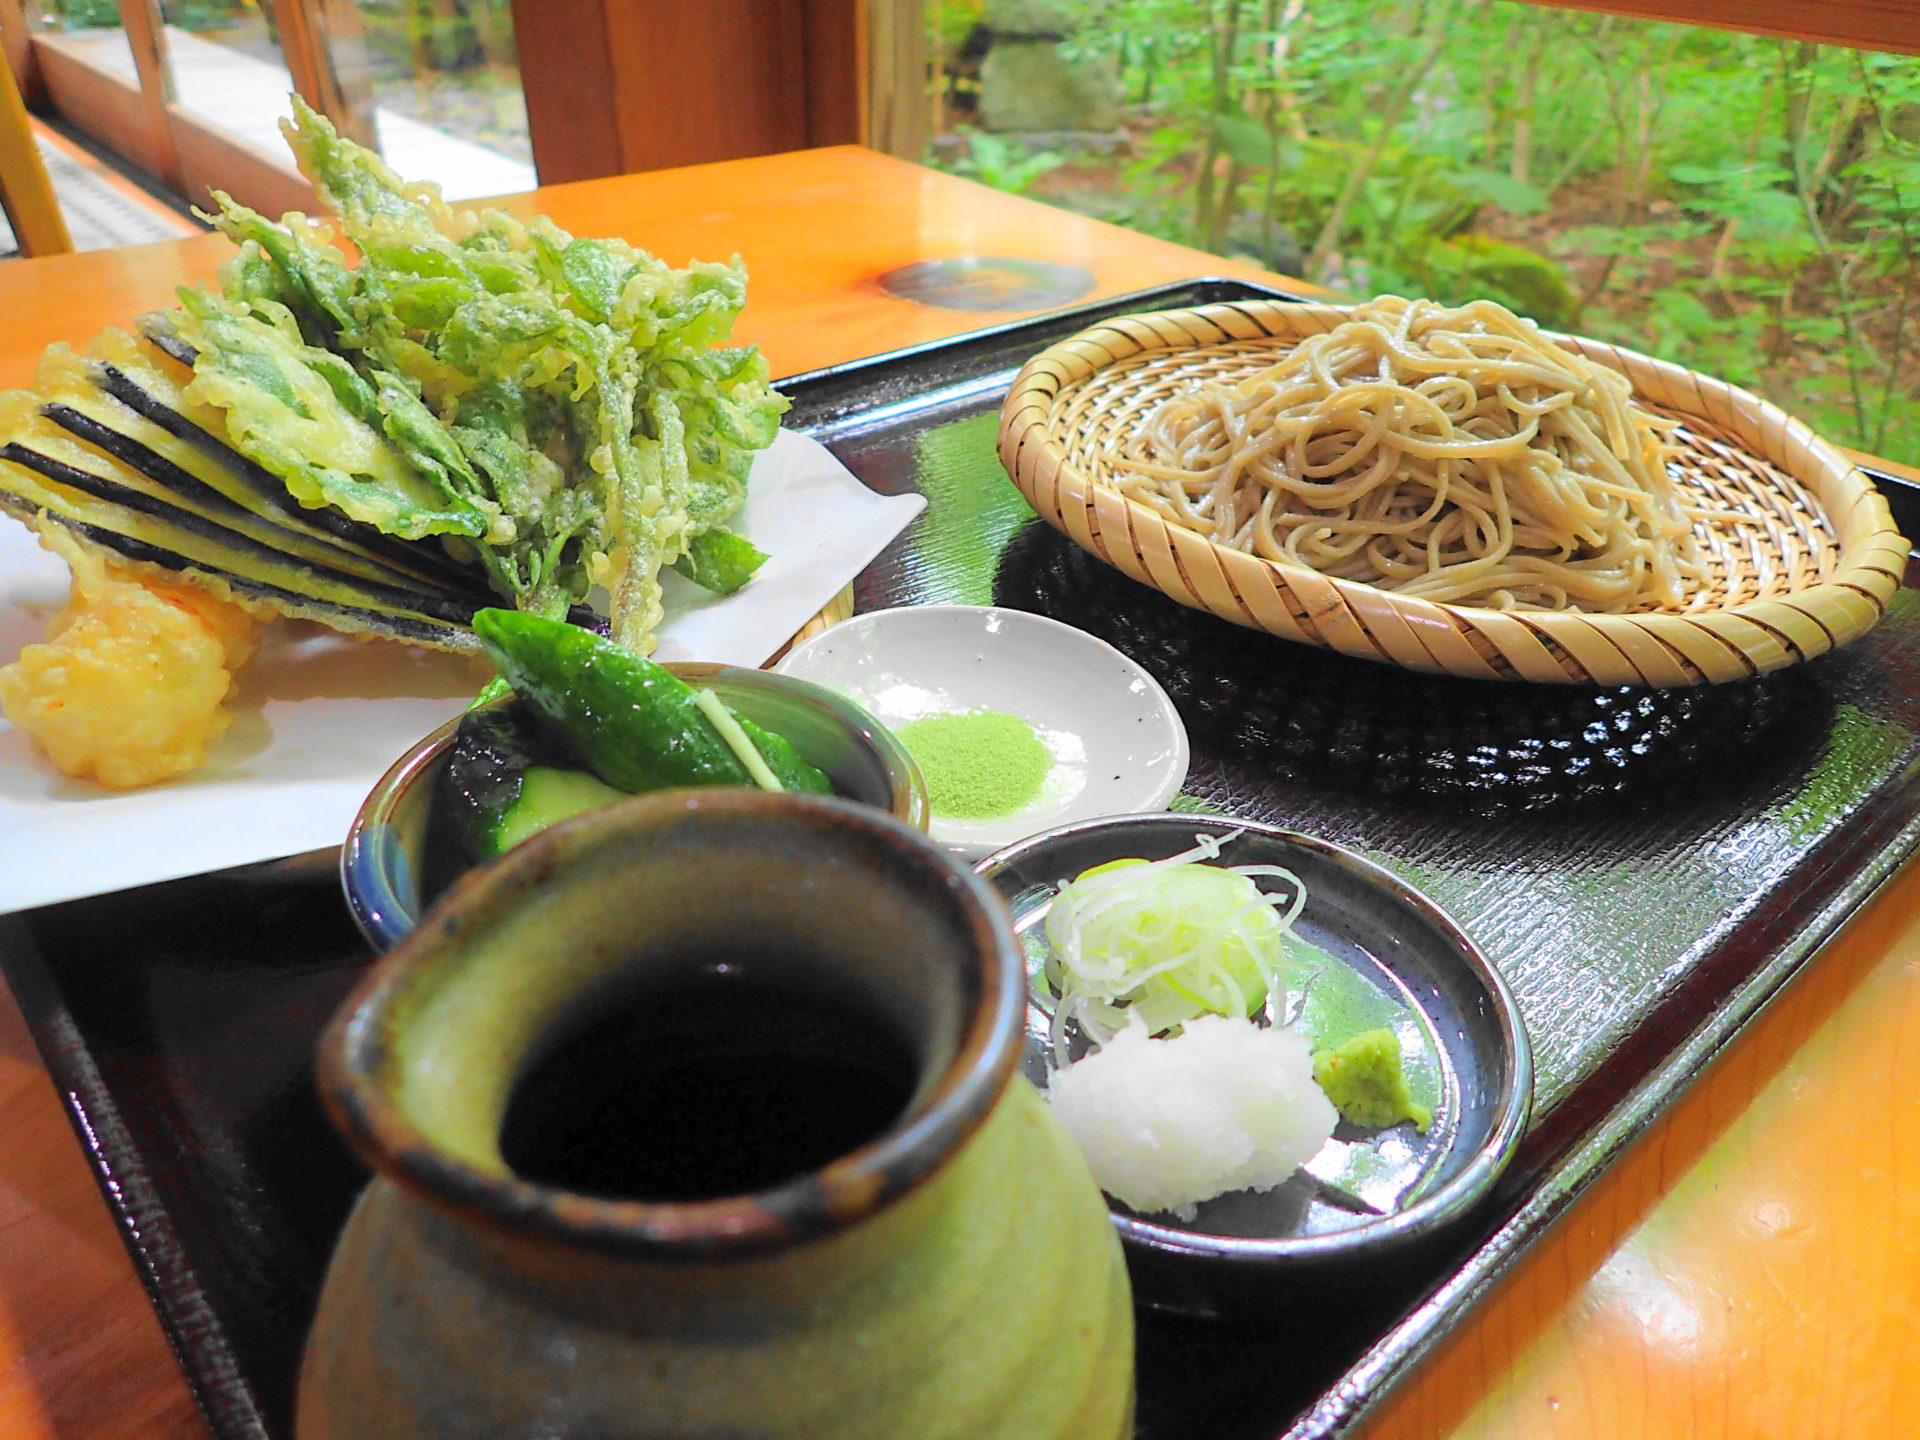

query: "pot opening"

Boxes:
[331, 793, 1026, 1252]
[498, 944, 921, 1204]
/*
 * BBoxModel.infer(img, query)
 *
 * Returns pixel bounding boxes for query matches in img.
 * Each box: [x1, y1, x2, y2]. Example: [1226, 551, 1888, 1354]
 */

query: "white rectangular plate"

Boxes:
[0, 429, 921, 914]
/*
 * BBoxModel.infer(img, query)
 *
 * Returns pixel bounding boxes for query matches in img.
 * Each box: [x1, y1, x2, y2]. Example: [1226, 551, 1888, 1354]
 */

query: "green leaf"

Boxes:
[672, 528, 767, 595]
[274, 90, 790, 647]
[174, 294, 490, 541]
[556, 238, 636, 324]
[204, 195, 357, 348]
[1213, 112, 1278, 171]
[1669, 162, 1739, 186]
[1442, 168, 1550, 217]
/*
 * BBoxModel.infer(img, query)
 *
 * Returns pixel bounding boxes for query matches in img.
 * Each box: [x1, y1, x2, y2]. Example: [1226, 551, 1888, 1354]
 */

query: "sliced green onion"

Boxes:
[693, 688, 785, 793]
[1042, 831, 1314, 1060]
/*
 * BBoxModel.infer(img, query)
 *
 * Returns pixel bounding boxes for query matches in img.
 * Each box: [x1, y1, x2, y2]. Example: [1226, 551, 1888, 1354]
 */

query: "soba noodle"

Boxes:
[1107, 296, 1701, 613]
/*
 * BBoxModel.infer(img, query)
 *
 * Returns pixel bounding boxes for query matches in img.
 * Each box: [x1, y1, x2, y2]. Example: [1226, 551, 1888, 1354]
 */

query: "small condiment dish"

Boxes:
[975, 812, 1532, 1320]
[774, 605, 1189, 860]
[341, 664, 928, 951]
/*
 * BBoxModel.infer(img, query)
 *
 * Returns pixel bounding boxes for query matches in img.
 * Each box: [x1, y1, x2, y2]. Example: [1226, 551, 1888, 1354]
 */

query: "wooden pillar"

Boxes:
[0, 33, 68, 255]
[804, 0, 866, 150]
[864, 0, 925, 160]
[511, 0, 866, 184]
[0, 0, 45, 107]
[114, 0, 183, 191]
[504, 0, 621, 183]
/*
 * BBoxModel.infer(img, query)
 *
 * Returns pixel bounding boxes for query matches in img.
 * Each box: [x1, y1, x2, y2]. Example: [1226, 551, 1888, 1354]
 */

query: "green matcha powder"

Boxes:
[896, 708, 1051, 819]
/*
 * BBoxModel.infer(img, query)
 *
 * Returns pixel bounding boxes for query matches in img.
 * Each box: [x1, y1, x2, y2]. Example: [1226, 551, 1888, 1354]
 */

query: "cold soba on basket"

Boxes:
[999, 297, 1908, 686]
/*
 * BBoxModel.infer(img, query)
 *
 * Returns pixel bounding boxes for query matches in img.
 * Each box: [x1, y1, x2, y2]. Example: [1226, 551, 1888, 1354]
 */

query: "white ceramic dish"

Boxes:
[774, 605, 1189, 859]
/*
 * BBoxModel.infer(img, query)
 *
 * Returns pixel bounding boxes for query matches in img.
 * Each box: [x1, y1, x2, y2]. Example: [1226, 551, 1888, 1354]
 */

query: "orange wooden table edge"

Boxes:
[1356, 850, 1920, 1440]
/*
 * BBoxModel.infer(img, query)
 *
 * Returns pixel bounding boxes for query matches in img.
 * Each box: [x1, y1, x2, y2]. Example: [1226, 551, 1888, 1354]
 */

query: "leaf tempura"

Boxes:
[174, 95, 788, 647]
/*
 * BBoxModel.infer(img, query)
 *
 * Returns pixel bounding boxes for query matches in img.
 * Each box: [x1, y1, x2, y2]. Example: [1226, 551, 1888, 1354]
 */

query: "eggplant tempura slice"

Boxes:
[29, 339, 478, 594]
[0, 346, 491, 650]
[92, 325, 492, 593]
[171, 290, 501, 545]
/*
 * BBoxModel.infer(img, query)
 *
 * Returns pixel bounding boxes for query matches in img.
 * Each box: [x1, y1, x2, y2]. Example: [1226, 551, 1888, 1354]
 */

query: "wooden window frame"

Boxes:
[3, 0, 324, 216]
[1521, 2, 1919, 56]
[2, 0, 1912, 216]
[27, 32, 322, 215]
[0, 0, 872, 203]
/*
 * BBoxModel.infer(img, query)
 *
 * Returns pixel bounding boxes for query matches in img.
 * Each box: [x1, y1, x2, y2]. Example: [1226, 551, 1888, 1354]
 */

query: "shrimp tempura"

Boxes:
[0, 525, 262, 789]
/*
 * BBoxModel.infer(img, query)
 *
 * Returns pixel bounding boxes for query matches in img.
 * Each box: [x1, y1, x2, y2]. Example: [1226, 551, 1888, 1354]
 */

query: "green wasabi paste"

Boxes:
[897, 708, 1051, 819]
[1312, 1028, 1433, 1132]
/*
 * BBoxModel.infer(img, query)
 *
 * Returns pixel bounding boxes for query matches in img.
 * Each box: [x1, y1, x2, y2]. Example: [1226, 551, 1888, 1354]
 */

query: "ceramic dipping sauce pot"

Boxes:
[300, 790, 1133, 1440]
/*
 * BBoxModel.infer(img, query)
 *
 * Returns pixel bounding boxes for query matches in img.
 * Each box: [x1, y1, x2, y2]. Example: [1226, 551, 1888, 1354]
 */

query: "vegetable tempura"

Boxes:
[0, 96, 787, 786]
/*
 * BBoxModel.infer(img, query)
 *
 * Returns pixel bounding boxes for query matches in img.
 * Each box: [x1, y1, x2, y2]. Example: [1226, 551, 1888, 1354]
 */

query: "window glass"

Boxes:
[152, 0, 534, 200]
[40, 0, 124, 31]
[930, 1, 1920, 458]
[38, 0, 135, 73]
[345, 0, 534, 198]
[159, 0, 301, 160]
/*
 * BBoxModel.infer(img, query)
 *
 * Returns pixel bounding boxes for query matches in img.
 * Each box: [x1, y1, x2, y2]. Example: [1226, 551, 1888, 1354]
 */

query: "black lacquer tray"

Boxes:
[6, 277, 1920, 1440]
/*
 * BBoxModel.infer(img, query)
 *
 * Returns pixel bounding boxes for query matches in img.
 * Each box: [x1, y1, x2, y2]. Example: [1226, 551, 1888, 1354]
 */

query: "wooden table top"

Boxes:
[0, 144, 1284, 392]
[0, 144, 1915, 1440]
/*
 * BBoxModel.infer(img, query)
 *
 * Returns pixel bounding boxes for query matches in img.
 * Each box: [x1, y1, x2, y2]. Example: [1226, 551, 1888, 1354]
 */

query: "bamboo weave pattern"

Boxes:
[998, 301, 1908, 686]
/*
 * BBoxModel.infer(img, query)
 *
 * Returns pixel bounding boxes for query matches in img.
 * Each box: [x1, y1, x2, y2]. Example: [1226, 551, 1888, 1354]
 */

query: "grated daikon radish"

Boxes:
[1046, 1015, 1337, 1220]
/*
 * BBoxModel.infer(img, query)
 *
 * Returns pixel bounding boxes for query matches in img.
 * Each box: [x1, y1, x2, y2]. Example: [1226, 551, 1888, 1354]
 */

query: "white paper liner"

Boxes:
[0, 429, 923, 913]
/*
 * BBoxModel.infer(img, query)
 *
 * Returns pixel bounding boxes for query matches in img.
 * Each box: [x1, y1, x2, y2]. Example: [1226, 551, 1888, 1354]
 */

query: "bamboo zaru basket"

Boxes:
[997, 301, 1910, 687]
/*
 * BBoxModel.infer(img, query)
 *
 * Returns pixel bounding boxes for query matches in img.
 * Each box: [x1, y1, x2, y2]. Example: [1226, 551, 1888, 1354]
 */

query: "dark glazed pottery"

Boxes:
[301, 790, 1132, 1440]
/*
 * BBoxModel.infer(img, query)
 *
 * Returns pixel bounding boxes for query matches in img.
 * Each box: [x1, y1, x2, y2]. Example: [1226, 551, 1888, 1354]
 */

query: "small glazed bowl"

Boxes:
[341, 664, 929, 951]
[774, 605, 1189, 861]
[975, 811, 1532, 1320]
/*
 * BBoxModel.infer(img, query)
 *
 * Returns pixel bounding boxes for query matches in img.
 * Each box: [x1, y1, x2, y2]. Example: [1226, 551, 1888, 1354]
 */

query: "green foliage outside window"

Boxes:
[44, 0, 124, 27]
[930, 0, 1920, 462]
